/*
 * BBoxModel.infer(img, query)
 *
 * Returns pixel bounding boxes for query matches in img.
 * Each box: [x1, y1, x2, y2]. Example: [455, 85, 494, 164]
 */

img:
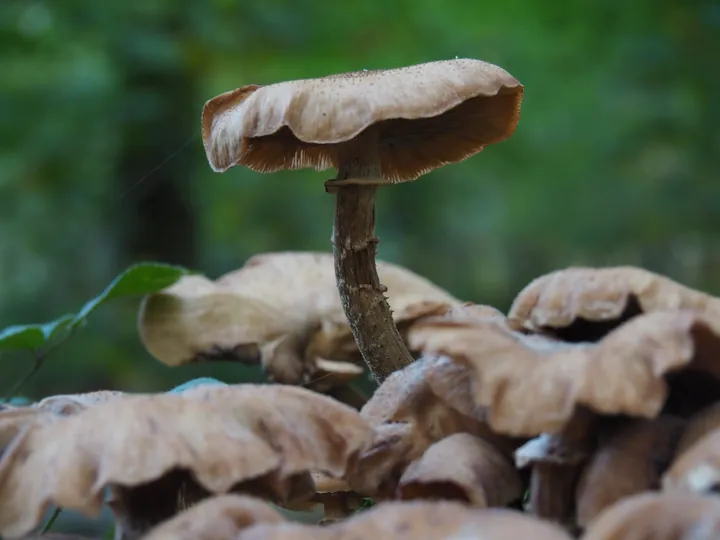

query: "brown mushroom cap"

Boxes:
[178, 384, 373, 481]
[576, 416, 686, 527]
[360, 355, 516, 451]
[33, 390, 126, 415]
[140, 495, 285, 540]
[310, 471, 352, 494]
[202, 58, 523, 181]
[348, 355, 519, 497]
[0, 391, 126, 452]
[507, 266, 720, 341]
[0, 385, 372, 538]
[0, 394, 280, 538]
[139, 251, 458, 385]
[397, 433, 523, 507]
[236, 501, 572, 540]
[409, 309, 720, 437]
[582, 492, 720, 540]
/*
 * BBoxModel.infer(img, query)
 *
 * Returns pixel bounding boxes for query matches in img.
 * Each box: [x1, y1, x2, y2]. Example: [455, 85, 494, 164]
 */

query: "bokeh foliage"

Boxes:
[1, 0, 719, 397]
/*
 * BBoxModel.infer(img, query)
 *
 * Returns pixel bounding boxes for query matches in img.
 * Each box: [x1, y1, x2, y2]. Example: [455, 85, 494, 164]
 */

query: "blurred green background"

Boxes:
[1, 0, 719, 399]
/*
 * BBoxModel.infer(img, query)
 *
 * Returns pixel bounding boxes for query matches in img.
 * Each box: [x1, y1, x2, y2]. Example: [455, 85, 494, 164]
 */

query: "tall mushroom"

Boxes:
[201, 59, 523, 382]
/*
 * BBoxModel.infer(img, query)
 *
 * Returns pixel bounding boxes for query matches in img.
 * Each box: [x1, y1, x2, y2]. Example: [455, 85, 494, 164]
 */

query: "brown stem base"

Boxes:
[331, 184, 414, 384]
[517, 409, 597, 534]
[528, 462, 582, 531]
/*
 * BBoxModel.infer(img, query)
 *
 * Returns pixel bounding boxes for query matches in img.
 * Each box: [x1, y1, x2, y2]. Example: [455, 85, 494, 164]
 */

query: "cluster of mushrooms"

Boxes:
[1, 58, 718, 539]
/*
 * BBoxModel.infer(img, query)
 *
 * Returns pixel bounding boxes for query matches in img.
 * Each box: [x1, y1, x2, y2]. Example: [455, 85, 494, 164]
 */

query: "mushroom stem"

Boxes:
[519, 409, 597, 532]
[327, 131, 414, 384]
[108, 472, 211, 540]
[528, 462, 582, 530]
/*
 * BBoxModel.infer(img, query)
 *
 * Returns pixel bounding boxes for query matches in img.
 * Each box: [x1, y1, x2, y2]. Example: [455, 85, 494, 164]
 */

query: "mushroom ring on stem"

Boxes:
[201, 58, 523, 383]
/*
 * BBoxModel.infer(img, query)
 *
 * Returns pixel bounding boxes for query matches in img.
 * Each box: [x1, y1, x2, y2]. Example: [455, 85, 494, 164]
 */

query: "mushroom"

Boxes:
[507, 266, 720, 342]
[201, 59, 523, 383]
[236, 501, 573, 540]
[139, 251, 459, 390]
[507, 267, 720, 416]
[0, 385, 373, 539]
[397, 433, 523, 508]
[514, 409, 597, 529]
[582, 492, 720, 540]
[575, 416, 685, 528]
[0, 394, 279, 539]
[348, 355, 521, 498]
[409, 307, 720, 527]
[140, 495, 285, 540]
[306, 472, 363, 525]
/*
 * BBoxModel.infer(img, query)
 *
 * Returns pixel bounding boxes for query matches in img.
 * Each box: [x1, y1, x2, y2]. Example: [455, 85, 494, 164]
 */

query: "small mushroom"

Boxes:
[140, 495, 285, 540]
[582, 492, 720, 540]
[397, 433, 523, 508]
[139, 252, 458, 389]
[507, 266, 720, 341]
[307, 472, 363, 525]
[236, 501, 573, 540]
[514, 409, 597, 529]
[348, 355, 521, 497]
[576, 416, 686, 528]
[202, 59, 522, 383]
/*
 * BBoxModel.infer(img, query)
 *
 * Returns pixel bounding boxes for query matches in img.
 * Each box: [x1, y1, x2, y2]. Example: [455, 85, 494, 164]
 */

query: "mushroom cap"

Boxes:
[141, 495, 285, 540]
[139, 251, 458, 386]
[0, 391, 125, 451]
[0, 385, 372, 538]
[179, 384, 373, 481]
[236, 501, 573, 540]
[582, 492, 720, 540]
[310, 471, 352, 494]
[359, 355, 512, 450]
[409, 308, 720, 436]
[397, 433, 523, 507]
[507, 266, 720, 340]
[202, 58, 523, 181]
[349, 355, 519, 497]
[0, 394, 279, 538]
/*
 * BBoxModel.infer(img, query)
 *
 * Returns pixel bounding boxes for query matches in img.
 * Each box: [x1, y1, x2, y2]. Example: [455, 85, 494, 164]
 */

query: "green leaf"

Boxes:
[0, 325, 46, 351]
[71, 262, 192, 328]
[355, 497, 375, 513]
[0, 313, 73, 351]
[0, 263, 191, 354]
